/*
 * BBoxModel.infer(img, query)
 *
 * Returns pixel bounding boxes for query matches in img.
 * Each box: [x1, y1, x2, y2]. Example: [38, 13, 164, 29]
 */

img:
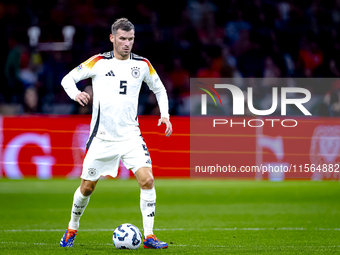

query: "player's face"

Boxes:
[110, 29, 135, 60]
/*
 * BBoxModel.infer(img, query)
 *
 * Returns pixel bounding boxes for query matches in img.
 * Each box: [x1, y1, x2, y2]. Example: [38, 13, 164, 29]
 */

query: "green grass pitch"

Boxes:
[0, 179, 339, 254]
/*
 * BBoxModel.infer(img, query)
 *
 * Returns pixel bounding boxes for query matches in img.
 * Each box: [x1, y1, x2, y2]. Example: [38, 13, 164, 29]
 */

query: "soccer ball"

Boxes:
[112, 223, 142, 249]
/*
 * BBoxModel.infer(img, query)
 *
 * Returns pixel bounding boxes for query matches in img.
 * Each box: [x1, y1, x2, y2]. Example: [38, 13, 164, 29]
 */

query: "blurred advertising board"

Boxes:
[0, 115, 189, 179]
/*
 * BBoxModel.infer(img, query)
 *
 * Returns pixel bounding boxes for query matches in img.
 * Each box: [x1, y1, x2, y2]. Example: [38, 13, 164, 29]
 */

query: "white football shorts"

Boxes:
[81, 135, 152, 181]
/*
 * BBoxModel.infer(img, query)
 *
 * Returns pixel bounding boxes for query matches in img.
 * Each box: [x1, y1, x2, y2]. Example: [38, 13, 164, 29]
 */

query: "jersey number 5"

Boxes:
[119, 80, 127, 95]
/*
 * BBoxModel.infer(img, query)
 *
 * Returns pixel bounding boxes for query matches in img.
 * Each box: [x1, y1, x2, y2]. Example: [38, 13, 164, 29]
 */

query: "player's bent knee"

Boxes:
[81, 187, 93, 196]
[80, 179, 97, 196]
[135, 167, 154, 189]
[138, 175, 154, 190]
[80, 185, 93, 196]
[141, 176, 154, 190]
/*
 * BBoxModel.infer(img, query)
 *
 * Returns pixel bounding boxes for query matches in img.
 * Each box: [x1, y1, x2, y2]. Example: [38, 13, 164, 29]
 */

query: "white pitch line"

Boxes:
[1, 227, 340, 233]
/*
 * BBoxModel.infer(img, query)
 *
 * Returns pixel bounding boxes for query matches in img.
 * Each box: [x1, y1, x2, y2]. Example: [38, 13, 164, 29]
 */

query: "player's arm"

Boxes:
[143, 59, 172, 137]
[61, 72, 91, 106]
[61, 54, 101, 106]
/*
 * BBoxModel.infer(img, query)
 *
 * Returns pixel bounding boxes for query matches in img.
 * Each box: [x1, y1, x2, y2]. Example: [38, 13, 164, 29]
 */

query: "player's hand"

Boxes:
[75, 92, 91, 106]
[158, 117, 172, 137]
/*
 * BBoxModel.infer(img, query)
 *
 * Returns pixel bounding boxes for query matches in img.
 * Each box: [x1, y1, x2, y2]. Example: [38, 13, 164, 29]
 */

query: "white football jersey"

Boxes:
[61, 51, 169, 144]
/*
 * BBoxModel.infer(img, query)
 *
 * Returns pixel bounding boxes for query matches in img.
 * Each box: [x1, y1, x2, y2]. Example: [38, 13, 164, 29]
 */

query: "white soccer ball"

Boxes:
[112, 223, 142, 249]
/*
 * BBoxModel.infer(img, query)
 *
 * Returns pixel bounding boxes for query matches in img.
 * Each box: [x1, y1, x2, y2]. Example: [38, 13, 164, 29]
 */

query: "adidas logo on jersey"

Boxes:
[105, 70, 115, 76]
[146, 159, 151, 164]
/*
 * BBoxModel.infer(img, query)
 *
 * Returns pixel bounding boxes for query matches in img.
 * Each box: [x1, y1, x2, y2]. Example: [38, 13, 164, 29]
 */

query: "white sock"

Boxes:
[140, 187, 156, 237]
[68, 187, 90, 230]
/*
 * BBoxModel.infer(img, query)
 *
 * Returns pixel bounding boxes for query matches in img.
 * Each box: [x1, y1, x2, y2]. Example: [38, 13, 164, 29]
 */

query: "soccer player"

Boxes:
[60, 18, 172, 249]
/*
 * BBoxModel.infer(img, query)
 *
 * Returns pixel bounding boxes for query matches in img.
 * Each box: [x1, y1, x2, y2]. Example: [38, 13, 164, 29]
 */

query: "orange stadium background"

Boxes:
[0, 115, 339, 180]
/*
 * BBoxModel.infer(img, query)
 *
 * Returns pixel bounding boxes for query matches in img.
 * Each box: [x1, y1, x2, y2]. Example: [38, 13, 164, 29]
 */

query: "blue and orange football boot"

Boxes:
[143, 234, 168, 249]
[60, 228, 77, 247]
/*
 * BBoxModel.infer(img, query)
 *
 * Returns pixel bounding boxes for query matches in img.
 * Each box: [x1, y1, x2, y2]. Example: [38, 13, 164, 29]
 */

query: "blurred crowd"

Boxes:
[1, 0, 340, 116]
